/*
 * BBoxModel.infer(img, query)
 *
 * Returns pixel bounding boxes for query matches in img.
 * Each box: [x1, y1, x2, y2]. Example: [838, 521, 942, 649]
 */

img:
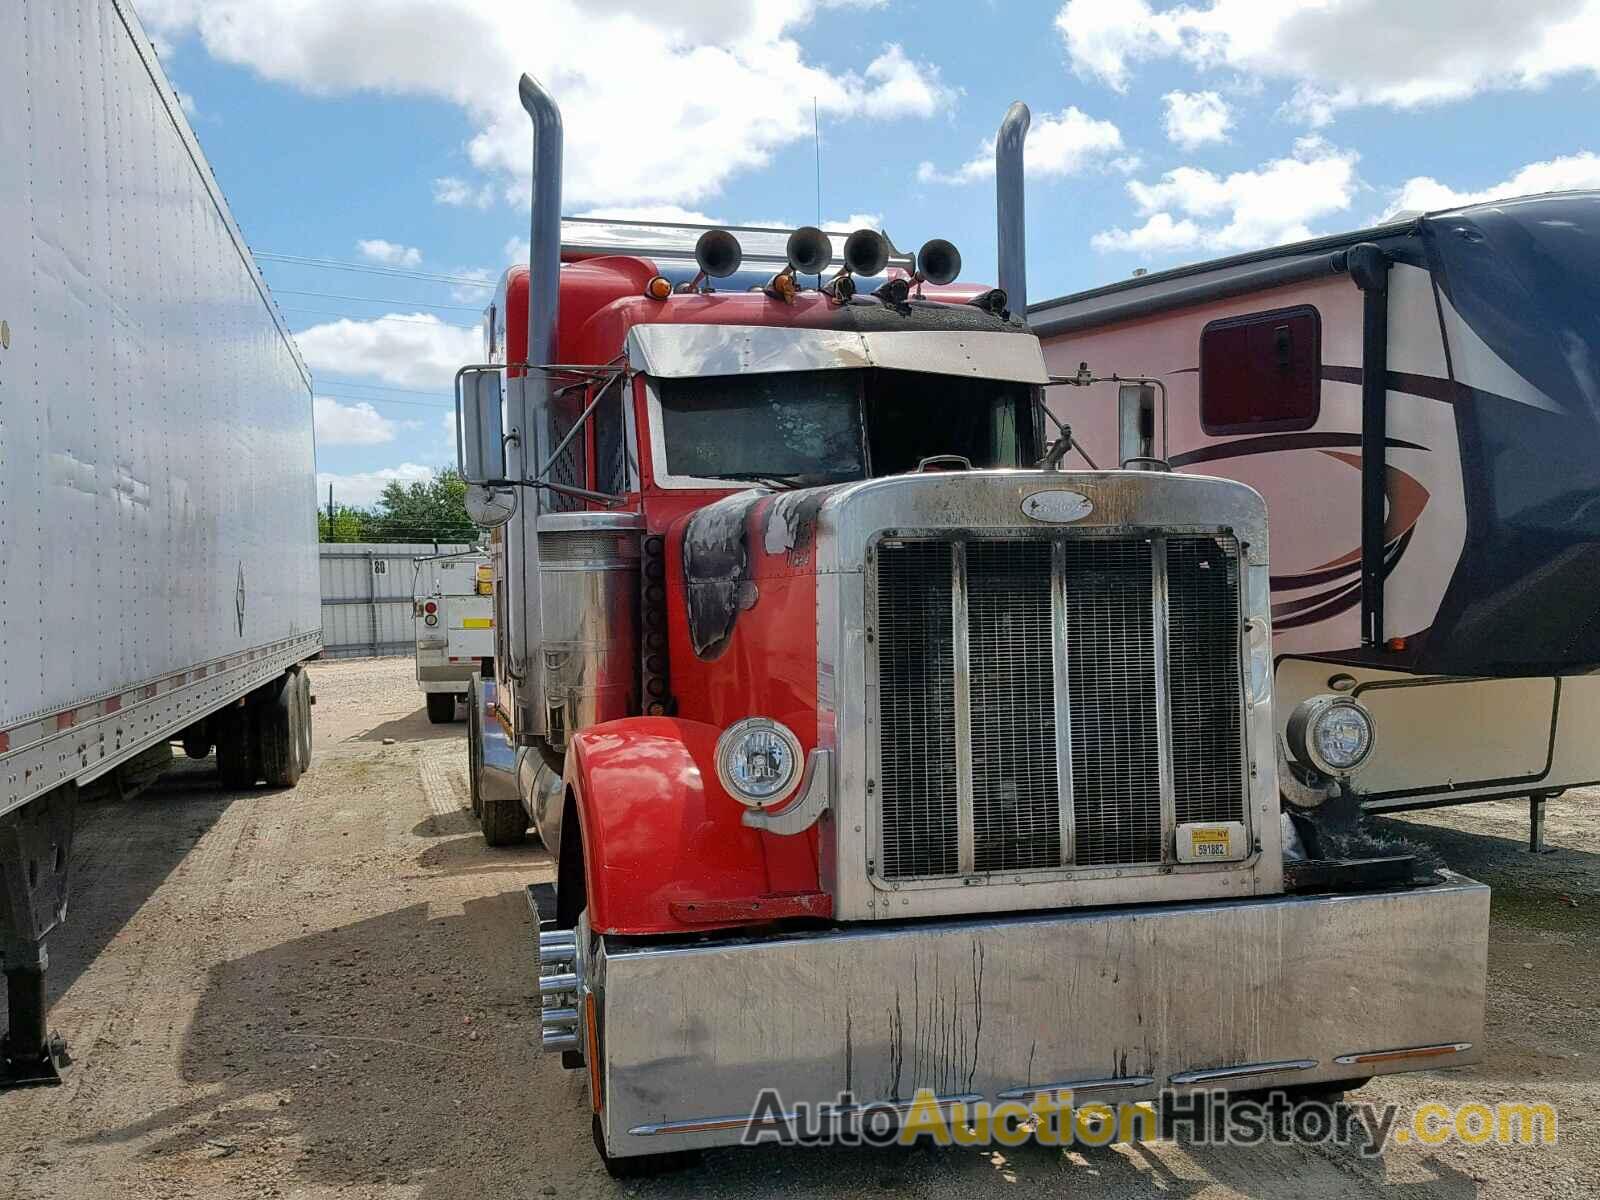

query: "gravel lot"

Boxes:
[1, 656, 1594, 1199]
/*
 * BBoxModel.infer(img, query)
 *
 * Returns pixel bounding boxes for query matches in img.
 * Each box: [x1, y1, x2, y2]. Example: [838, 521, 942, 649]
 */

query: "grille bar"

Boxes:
[967, 540, 1060, 873]
[1061, 539, 1162, 868]
[875, 542, 960, 879]
[873, 534, 1247, 882]
[1167, 536, 1246, 826]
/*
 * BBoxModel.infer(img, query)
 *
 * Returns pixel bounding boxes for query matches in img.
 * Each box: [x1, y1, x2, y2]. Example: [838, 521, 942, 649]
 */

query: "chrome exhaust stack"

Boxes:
[996, 100, 1030, 318]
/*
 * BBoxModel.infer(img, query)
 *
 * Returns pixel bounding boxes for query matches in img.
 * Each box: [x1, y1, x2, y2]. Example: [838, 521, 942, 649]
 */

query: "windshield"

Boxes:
[655, 368, 1035, 485]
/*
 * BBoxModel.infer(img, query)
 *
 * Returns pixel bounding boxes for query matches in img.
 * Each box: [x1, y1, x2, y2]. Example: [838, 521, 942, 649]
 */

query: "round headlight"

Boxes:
[715, 717, 804, 808]
[1286, 694, 1375, 777]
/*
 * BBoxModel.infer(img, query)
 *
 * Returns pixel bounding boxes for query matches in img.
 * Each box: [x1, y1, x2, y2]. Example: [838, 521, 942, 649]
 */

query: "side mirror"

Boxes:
[456, 366, 506, 485]
[457, 366, 517, 528]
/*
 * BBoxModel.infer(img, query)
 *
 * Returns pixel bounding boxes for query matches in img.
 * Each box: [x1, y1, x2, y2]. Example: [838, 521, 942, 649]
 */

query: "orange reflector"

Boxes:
[1384, 636, 1407, 652]
[1335, 1042, 1470, 1065]
[585, 992, 603, 1113]
[644, 275, 672, 301]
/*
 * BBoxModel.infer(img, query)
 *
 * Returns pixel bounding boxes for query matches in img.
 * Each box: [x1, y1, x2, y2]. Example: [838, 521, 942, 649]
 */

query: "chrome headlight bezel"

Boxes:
[715, 717, 804, 809]
[1286, 693, 1376, 777]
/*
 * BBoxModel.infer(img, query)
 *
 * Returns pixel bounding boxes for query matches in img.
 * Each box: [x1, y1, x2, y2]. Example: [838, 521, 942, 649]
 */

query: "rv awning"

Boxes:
[624, 324, 1050, 384]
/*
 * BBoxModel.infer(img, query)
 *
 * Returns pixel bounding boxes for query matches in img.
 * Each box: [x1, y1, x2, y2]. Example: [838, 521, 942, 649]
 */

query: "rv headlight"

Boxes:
[715, 717, 803, 808]
[1287, 694, 1375, 777]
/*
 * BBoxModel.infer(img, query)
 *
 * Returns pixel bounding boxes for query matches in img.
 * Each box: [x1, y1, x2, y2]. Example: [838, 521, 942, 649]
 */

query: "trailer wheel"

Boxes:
[425, 692, 456, 725]
[592, 1114, 700, 1178]
[215, 704, 258, 790]
[259, 675, 304, 788]
[294, 668, 314, 773]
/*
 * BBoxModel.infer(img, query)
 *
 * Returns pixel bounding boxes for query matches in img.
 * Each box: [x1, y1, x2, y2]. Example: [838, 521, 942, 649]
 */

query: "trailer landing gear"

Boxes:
[1528, 791, 1561, 854]
[0, 784, 77, 1090]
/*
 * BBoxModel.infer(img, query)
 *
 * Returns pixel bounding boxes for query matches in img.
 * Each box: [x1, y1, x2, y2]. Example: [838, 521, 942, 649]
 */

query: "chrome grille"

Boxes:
[1167, 536, 1245, 826]
[1060, 540, 1162, 867]
[875, 542, 960, 879]
[872, 534, 1245, 881]
[967, 541, 1060, 872]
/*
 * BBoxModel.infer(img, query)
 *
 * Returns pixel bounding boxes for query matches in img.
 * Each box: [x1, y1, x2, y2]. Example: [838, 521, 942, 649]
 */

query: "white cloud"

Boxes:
[858, 43, 954, 119]
[317, 464, 435, 510]
[432, 176, 495, 208]
[1097, 137, 1360, 254]
[295, 313, 481, 391]
[823, 212, 884, 231]
[175, 88, 198, 117]
[314, 396, 402, 446]
[1384, 151, 1600, 217]
[919, 106, 1124, 185]
[1055, 0, 1600, 121]
[1162, 90, 1230, 149]
[1091, 212, 1204, 254]
[356, 238, 423, 267]
[138, 4, 953, 208]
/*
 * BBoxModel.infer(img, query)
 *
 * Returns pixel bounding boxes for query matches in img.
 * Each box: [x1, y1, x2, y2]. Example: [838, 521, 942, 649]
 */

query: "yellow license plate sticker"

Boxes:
[1191, 827, 1231, 858]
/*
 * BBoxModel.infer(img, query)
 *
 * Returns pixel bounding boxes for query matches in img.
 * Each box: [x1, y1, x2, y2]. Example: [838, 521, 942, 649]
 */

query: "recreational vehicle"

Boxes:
[1030, 194, 1600, 841]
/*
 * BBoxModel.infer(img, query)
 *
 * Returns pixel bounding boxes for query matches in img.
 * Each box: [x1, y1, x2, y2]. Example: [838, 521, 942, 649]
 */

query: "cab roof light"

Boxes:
[644, 275, 673, 301]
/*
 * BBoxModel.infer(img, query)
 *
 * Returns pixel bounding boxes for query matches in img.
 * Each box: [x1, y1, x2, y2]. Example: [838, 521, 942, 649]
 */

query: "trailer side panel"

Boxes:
[0, 0, 321, 815]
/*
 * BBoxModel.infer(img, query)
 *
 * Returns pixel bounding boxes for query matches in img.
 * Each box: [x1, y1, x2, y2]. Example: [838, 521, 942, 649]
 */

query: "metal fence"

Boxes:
[319, 543, 477, 658]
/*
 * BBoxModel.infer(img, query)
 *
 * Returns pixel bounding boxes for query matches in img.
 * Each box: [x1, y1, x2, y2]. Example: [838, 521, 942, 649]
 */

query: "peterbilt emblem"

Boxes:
[1021, 490, 1094, 523]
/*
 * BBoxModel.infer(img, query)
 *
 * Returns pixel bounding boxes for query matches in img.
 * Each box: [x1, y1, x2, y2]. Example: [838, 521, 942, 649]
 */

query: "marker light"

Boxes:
[644, 275, 672, 301]
[715, 717, 803, 808]
[1286, 694, 1376, 777]
[424, 614, 439, 627]
[424, 601, 438, 614]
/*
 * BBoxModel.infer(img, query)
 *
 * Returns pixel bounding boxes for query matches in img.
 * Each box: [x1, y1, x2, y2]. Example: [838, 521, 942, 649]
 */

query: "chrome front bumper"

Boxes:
[587, 875, 1488, 1158]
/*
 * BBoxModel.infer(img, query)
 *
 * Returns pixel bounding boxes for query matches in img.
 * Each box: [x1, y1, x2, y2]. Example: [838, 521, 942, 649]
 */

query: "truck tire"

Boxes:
[295, 668, 314, 773]
[259, 675, 304, 788]
[426, 692, 456, 725]
[480, 794, 527, 846]
[215, 704, 258, 790]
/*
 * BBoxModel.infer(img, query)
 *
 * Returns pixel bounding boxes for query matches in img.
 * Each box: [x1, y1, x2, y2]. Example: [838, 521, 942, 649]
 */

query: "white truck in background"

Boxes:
[0, 0, 321, 1087]
[415, 554, 494, 724]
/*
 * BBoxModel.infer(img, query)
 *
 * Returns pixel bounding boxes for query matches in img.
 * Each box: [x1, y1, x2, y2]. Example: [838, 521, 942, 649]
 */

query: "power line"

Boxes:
[275, 288, 482, 312]
[256, 250, 499, 289]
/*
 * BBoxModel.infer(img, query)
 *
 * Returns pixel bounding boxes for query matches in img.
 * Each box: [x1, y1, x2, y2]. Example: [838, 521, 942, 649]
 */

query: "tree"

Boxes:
[364, 467, 477, 544]
[318, 503, 369, 543]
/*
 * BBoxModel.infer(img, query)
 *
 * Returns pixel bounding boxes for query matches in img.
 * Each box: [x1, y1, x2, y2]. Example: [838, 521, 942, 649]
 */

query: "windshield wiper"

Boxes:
[701, 471, 808, 490]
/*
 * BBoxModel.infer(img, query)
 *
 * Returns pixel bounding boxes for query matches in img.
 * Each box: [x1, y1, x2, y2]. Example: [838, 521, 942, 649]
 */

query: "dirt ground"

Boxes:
[2, 656, 1594, 1199]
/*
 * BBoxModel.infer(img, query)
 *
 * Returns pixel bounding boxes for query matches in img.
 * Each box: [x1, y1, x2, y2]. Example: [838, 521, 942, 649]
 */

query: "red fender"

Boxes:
[564, 717, 830, 935]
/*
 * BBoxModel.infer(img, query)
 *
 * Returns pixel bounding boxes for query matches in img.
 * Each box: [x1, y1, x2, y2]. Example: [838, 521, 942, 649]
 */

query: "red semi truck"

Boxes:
[454, 75, 1488, 1174]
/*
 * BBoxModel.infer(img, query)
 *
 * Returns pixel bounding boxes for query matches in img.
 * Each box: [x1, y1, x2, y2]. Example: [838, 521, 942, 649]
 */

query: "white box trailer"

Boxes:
[414, 553, 494, 723]
[0, 0, 321, 1086]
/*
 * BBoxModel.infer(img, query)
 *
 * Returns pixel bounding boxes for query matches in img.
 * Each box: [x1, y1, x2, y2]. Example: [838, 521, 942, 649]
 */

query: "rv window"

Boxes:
[1199, 305, 1320, 434]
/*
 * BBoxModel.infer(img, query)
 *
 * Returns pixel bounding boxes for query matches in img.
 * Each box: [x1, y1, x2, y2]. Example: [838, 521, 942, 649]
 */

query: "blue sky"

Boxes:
[136, 0, 1600, 505]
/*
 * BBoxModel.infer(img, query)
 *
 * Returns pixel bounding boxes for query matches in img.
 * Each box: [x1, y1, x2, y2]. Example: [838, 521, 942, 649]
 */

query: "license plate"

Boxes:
[1191, 828, 1231, 858]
